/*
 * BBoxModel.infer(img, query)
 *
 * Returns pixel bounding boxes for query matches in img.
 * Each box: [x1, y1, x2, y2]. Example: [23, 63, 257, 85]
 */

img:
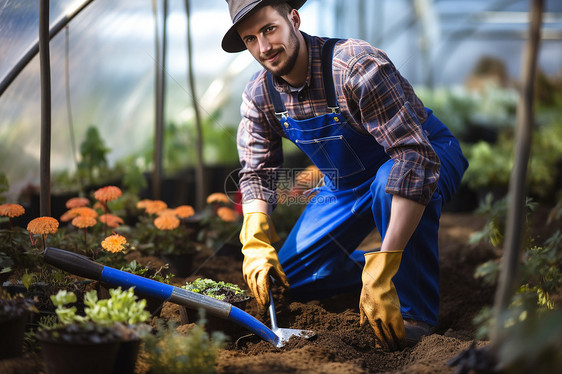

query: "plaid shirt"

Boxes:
[237, 33, 440, 205]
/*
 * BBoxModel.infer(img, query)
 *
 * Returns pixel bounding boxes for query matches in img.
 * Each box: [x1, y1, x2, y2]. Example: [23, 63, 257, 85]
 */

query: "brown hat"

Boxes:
[222, 0, 307, 53]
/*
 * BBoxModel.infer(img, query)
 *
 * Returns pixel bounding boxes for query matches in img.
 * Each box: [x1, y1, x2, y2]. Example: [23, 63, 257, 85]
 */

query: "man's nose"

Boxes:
[258, 35, 272, 53]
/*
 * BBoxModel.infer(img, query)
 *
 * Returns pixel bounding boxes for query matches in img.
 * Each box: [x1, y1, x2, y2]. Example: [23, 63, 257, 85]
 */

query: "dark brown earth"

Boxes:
[0, 211, 523, 373]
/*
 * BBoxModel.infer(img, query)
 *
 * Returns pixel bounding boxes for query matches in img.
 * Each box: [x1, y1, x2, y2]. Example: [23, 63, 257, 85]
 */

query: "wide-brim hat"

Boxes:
[222, 0, 307, 53]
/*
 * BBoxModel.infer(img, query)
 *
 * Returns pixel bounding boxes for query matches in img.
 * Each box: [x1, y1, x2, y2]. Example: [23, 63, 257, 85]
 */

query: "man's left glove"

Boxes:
[240, 212, 290, 309]
[359, 250, 406, 351]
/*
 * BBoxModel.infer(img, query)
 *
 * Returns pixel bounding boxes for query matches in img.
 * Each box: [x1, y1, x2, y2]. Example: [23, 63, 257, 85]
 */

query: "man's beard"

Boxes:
[260, 29, 300, 78]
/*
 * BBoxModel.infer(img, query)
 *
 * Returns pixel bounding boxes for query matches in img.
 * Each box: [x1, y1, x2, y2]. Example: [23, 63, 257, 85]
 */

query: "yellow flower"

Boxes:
[174, 205, 195, 219]
[217, 207, 238, 222]
[94, 186, 122, 203]
[154, 214, 179, 231]
[0, 203, 25, 218]
[101, 234, 128, 253]
[99, 214, 124, 228]
[27, 217, 59, 235]
[65, 197, 90, 209]
[145, 200, 167, 215]
[71, 216, 97, 229]
[206, 192, 229, 204]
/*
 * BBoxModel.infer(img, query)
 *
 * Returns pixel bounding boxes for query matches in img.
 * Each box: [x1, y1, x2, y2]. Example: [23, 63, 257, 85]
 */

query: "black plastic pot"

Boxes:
[38, 338, 120, 374]
[0, 311, 28, 359]
[112, 338, 142, 374]
[162, 252, 196, 278]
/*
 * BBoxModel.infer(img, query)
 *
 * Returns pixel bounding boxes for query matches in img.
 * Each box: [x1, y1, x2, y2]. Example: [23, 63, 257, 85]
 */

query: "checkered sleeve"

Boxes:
[237, 75, 283, 205]
[338, 42, 440, 205]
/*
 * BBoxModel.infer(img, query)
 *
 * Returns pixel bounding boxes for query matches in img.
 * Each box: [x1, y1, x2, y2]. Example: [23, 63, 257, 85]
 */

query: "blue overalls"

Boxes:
[267, 39, 468, 326]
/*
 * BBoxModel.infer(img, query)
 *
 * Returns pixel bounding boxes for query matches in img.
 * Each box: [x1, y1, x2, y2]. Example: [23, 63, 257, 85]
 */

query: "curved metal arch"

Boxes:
[0, 0, 95, 97]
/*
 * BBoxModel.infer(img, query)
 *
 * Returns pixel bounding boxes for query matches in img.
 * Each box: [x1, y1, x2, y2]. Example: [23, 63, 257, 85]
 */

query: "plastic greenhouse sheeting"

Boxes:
[1, 0, 561, 201]
[0, 0, 254, 199]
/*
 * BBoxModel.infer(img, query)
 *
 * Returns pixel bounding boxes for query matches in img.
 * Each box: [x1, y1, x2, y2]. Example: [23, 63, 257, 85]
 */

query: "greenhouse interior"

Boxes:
[1, 0, 561, 373]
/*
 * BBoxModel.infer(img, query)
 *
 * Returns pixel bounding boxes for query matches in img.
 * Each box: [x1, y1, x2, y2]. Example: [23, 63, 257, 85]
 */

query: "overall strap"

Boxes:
[321, 38, 341, 113]
[266, 72, 288, 120]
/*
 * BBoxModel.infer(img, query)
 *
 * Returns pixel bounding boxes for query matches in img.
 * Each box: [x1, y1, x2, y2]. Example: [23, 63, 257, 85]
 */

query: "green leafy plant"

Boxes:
[463, 119, 562, 200]
[143, 318, 226, 374]
[182, 278, 247, 302]
[468, 193, 537, 248]
[36, 287, 151, 346]
[50, 287, 151, 326]
[120, 260, 174, 284]
[471, 197, 562, 371]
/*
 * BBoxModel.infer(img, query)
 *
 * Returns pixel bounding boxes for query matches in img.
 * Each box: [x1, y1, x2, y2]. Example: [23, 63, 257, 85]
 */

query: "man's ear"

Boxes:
[289, 9, 301, 30]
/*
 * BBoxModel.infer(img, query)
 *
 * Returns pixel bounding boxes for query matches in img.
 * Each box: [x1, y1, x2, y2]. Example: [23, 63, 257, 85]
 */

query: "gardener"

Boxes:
[222, 0, 468, 350]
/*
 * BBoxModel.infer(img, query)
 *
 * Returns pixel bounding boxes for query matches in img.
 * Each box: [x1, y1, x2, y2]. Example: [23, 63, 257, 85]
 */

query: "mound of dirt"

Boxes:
[191, 212, 494, 373]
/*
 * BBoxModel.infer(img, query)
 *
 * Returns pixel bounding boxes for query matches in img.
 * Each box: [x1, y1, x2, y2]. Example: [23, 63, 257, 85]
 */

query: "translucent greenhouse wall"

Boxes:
[1, 0, 561, 200]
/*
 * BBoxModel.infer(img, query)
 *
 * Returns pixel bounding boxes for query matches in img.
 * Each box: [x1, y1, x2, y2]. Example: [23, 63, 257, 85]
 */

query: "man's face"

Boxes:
[236, 6, 300, 78]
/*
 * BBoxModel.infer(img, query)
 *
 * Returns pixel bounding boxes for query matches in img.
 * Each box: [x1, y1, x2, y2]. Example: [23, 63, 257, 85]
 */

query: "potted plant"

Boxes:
[133, 200, 201, 277]
[99, 259, 174, 317]
[0, 288, 37, 359]
[180, 278, 250, 337]
[198, 193, 242, 256]
[36, 287, 151, 374]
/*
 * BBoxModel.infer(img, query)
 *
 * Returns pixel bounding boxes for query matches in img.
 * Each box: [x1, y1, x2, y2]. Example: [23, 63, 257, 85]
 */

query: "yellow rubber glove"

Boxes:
[359, 250, 406, 351]
[240, 212, 290, 308]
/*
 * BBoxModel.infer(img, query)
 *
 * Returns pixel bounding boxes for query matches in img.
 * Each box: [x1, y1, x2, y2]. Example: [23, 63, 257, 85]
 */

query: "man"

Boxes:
[222, 0, 468, 351]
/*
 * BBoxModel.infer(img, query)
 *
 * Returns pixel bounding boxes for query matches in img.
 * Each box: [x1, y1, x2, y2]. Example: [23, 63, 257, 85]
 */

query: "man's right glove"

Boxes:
[240, 212, 290, 309]
[359, 250, 406, 351]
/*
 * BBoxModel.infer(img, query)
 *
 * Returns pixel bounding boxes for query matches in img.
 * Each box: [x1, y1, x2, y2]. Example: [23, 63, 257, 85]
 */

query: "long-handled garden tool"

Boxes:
[43, 247, 315, 348]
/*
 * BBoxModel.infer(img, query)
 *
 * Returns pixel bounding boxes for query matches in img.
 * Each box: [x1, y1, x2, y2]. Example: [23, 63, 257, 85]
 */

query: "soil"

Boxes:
[0, 210, 555, 373]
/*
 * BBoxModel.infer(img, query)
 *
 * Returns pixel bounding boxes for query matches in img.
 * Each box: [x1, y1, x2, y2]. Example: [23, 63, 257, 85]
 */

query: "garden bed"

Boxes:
[0, 210, 551, 373]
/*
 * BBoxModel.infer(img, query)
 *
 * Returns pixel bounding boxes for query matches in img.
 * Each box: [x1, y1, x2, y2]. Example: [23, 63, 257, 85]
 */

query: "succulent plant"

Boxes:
[182, 278, 247, 303]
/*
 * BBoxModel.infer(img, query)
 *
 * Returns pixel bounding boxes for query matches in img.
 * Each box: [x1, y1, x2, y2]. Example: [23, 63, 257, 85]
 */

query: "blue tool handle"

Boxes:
[102, 266, 174, 300]
[44, 247, 280, 345]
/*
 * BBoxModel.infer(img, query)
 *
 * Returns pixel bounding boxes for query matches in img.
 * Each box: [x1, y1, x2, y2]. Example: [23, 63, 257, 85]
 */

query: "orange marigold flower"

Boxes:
[94, 186, 122, 203]
[99, 214, 124, 228]
[154, 214, 179, 231]
[217, 207, 238, 222]
[137, 199, 152, 210]
[145, 200, 167, 215]
[156, 208, 177, 217]
[206, 192, 229, 204]
[65, 197, 90, 209]
[27, 217, 59, 235]
[0, 203, 25, 218]
[174, 205, 195, 218]
[60, 211, 74, 222]
[69, 207, 98, 218]
[71, 216, 97, 229]
[101, 234, 128, 253]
